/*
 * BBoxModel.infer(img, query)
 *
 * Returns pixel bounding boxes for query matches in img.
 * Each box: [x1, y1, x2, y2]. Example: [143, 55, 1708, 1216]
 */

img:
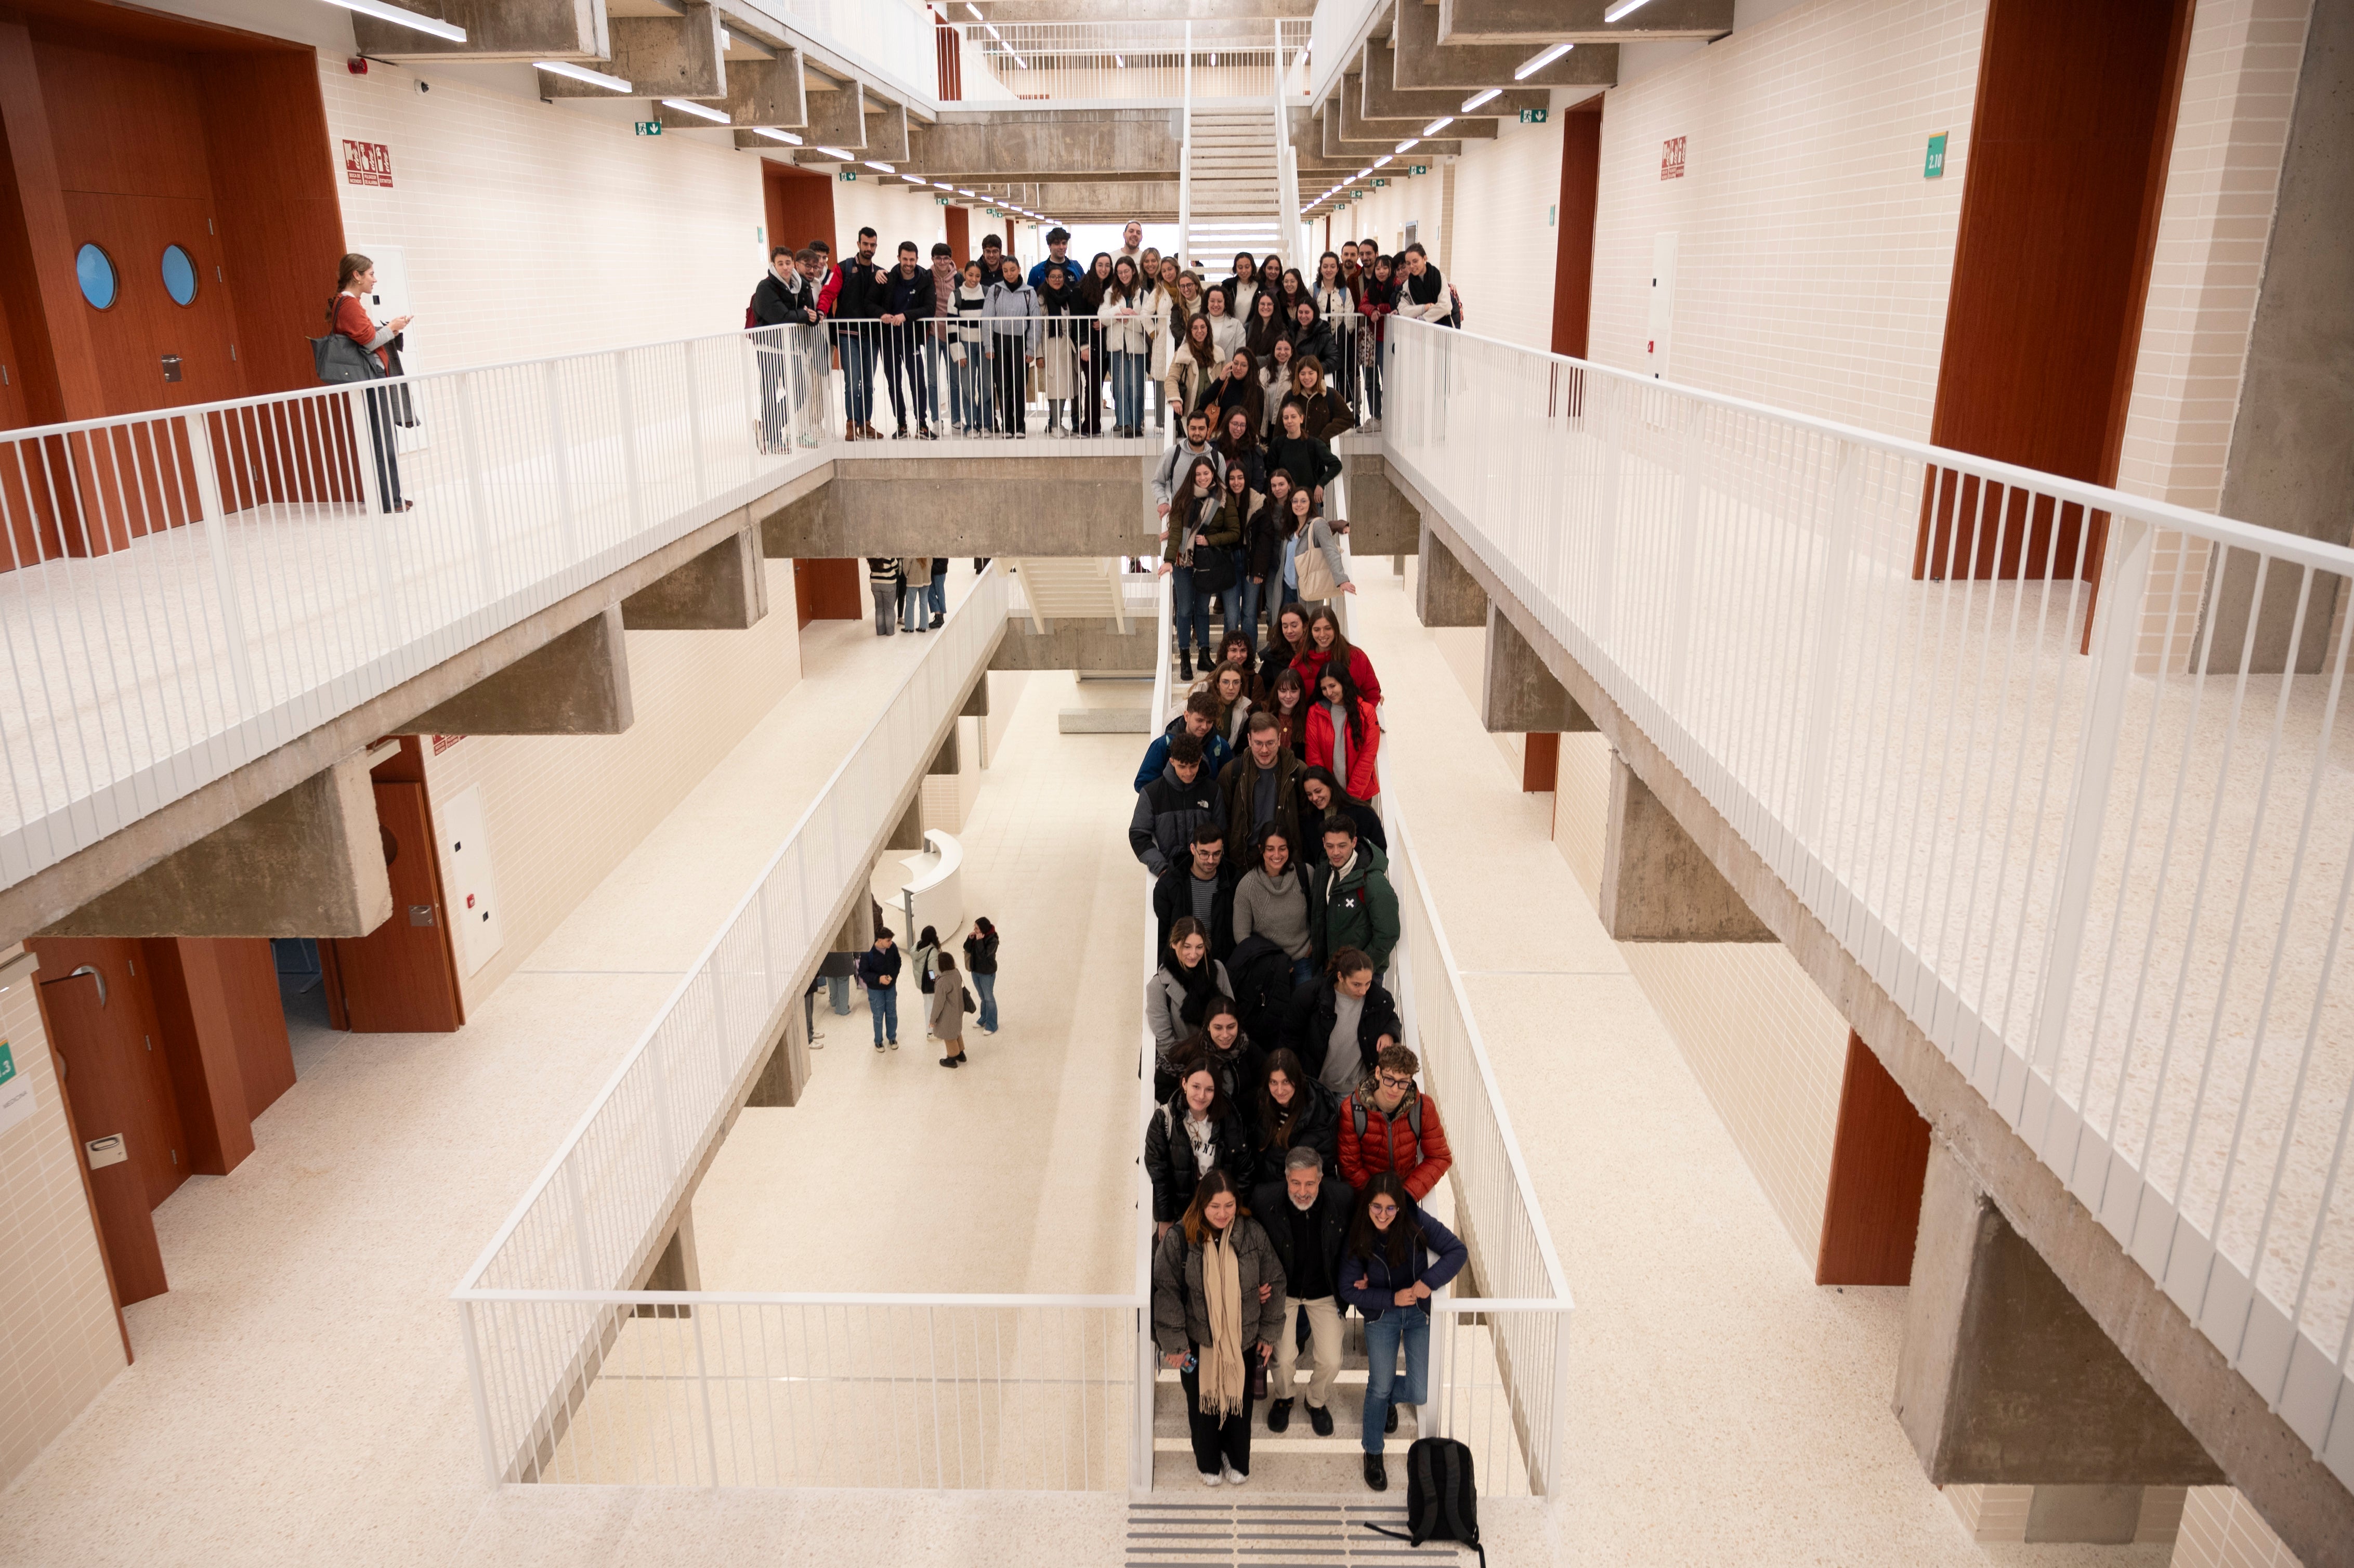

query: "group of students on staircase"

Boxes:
[1128, 591, 1464, 1495]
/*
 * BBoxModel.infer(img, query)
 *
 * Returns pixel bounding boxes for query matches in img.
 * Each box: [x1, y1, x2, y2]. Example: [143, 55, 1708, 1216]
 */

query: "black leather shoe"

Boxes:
[1266, 1398, 1292, 1434]
[1308, 1402, 1333, 1436]
[1384, 1403, 1398, 1435]
[1363, 1454, 1387, 1491]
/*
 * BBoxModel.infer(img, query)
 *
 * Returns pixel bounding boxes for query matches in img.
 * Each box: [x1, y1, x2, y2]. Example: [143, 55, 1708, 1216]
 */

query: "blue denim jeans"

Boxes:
[882, 325, 931, 430]
[1236, 571, 1264, 655]
[927, 564, 947, 619]
[901, 580, 925, 632]
[866, 984, 898, 1044]
[1289, 955, 1317, 991]
[1172, 570, 1213, 657]
[972, 971, 998, 1031]
[1362, 1309, 1429, 1455]
[1110, 350, 1147, 429]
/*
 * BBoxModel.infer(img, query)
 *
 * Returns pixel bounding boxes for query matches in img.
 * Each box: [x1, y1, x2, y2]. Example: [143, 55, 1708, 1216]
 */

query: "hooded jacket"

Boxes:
[1304, 839, 1401, 972]
[1339, 1086, 1455, 1203]
[1130, 760, 1224, 877]
[1304, 696, 1381, 803]
[1134, 713, 1234, 792]
[982, 279, 1043, 351]
[1281, 974, 1402, 1090]
[1290, 643, 1383, 708]
[1144, 1087, 1256, 1224]
[1223, 934, 1298, 1064]
[1286, 316, 1338, 378]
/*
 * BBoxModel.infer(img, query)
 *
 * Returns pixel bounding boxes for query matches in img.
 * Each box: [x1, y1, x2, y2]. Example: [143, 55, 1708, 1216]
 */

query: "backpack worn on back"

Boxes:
[1351, 1093, 1423, 1142]
[1366, 1436, 1483, 1564]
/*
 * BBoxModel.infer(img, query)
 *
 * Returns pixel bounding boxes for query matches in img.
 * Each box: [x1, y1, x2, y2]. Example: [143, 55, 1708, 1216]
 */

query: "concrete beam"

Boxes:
[929, 727, 960, 775]
[351, 0, 606, 62]
[1344, 452, 1421, 557]
[41, 756, 393, 938]
[864, 95, 912, 163]
[743, 1000, 810, 1108]
[1895, 1140, 2226, 1487]
[887, 792, 924, 852]
[1341, 75, 1497, 139]
[1322, 104, 1463, 161]
[620, 527, 769, 631]
[1482, 605, 1593, 734]
[908, 109, 1183, 182]
[958, 0, 1314, 18]
[1415, 528, 1488, 628]
[1383, 481, 2354, 1565]
[796, 79, 867, 153]
[758, 456, 1151, 558]
[961, 676, 990, 717]
[410, 606, 634, 736]
[1599, 751, 1773, 942]
[989, 618, 1158, 675]
[1435, 0, 1734, 44]
[658, 49, 804, 130]
[537, 3, 725, 98]
[1391, 0, 1619, 89]
[1361, 42, 1548, 120]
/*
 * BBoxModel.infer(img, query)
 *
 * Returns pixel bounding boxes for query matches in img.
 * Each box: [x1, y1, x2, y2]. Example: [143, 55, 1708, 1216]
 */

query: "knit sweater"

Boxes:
[1231, 867, 1312, 960]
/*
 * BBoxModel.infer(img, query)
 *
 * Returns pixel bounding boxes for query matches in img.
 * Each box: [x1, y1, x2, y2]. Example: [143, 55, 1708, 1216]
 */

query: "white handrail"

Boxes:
[1132, 572, 1174, 1492]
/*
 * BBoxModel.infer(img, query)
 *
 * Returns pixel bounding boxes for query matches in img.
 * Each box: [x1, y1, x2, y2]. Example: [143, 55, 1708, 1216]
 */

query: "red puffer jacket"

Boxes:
[1338, 1088, 1452, 1201]
[1303, 696, 1381, 801]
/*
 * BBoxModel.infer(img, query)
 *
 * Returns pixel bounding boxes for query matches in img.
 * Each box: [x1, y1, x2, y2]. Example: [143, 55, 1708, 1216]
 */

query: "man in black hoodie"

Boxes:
[831, 227, 891, 440]
[879, 240, 937, 439]
[749, 246, 817, 451]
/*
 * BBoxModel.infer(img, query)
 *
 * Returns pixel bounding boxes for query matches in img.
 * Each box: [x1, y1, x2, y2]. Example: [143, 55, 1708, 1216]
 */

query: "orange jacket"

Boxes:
[1338, 1088, 1451, 1201]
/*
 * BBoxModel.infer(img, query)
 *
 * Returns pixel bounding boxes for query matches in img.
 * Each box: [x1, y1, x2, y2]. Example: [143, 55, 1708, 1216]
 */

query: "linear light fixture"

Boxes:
[865, 160, 895, 173]
[1013, 53, 1027, 67]
[1422, 116, 1453, 136]
[815, 145, 855, 160]
[662, 97, 730, 124]
[1394, 138, 1417, 154]
[1208, 52, 1216, 64]
[756, 127, 803, 145]
[1461, 87, 1500, 112]
[536, 60, 632, 92]
[985, 23, 1003, 40]
[1355, 166, 1372, 179]
[1514, 42, 1572, 79]
[1375, 154, 1393, 167]
[1602, 0, 1655, 18]
[965, 2, 982, 18]
[1115, 54, 1124, 67]
[322, 0, 467, 42]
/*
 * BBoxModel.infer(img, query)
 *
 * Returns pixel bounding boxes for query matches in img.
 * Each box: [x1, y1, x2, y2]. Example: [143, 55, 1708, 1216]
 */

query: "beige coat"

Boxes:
[929, 969, 965, 1041]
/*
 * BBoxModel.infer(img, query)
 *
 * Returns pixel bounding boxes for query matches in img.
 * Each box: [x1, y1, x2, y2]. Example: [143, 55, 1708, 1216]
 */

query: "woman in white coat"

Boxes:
[1096, 256, 1155, 437]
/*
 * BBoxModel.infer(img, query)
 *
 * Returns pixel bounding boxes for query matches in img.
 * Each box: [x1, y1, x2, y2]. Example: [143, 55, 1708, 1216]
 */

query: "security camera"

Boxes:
[416, 79, 431, 94]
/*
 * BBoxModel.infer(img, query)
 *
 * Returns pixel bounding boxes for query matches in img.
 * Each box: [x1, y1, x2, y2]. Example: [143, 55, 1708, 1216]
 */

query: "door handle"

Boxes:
[40, 963, 106, 1008]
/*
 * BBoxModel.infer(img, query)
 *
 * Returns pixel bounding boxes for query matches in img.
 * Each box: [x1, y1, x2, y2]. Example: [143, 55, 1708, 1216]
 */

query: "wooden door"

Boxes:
[31, 937, 181, 1303]
[764, 162, 837, 259]
[62, 191, 244, 413]
[327, 780, 464, 1033]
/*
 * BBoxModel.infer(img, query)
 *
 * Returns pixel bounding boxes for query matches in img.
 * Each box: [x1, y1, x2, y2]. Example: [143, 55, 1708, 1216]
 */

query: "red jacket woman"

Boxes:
[1303, 680, 1380, 801]
[1289, 606, 1381, 708]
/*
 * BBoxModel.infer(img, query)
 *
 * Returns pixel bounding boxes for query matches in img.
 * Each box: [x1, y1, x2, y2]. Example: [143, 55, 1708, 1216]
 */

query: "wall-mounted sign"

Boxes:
[1924, 130, 1947, 178]
[634, 121, 663, 136]
[1660, 136, 1686, 180]
[1519, 108, 1548, 124]
[1408, 164, 1429, 176]
[0, 1040, 33, 1138]
[839, 169, 858, 181]
[936, 195, 952, 204]
[1371, 178, 1388, 188]
[342, 139, 394, 187]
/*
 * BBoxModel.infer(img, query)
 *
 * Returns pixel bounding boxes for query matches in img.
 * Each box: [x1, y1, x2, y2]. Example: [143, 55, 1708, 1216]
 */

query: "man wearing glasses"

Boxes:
[1339, 1043, 1452, 1201]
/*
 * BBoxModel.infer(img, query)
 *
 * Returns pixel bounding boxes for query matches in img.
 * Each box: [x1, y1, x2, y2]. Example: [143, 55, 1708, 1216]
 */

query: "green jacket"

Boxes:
[1305, 838, 1400, 972]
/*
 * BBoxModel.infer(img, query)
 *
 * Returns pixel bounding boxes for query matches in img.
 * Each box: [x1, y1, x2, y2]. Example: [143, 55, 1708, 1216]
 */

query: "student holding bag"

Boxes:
[1159, 456, 1239, 680]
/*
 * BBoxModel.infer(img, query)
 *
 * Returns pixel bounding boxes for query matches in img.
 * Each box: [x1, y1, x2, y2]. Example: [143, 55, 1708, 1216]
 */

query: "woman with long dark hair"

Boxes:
[1355, 253, 1398, 428]
[1146, 917, 1234, 1089]
[1252, 1047, 1339, 1184]
[1214, 404, 1267, 496]
[1265, 668, 1310, 759]
[1294, 764, 1387, 854]
[1258, 601, 1313, 698]
[1212, 460, 1267, 654]
[1244, 291, 1286, 374]
[325, 253, 413, 512]
[1146, 1060, 1255, 1236]
[1076, 252, 1115, 434]
[962, 917, 1000, 1034]
[1167, 312, 1221, 425]
[1037, 260, 1086, 437]
[1305, 663, 1381, 802]
[1338, 1172, 1466, 1490]
[1291, 602, 1380, 704]
[1150, 1166, 1285, 1487]
[1233, 823, 1315, 991]
[1097, 255, 1153, 436]
[1158, 457, 1237, 680]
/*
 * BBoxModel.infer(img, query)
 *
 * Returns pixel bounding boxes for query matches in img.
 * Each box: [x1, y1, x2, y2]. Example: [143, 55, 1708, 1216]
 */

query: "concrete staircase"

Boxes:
[1182, 106, 1286, 268]
[1152, 1314, 1423, 1494]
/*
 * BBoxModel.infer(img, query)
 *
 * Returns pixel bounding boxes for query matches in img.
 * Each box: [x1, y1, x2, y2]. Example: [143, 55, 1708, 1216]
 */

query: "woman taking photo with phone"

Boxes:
[1151, 1168, 1286, 1487]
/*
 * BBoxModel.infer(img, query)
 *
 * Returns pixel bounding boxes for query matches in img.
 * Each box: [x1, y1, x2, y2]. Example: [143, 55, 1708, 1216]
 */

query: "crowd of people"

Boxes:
[1130, 601, 1460, 1496]
[746, 224, 1457, 459]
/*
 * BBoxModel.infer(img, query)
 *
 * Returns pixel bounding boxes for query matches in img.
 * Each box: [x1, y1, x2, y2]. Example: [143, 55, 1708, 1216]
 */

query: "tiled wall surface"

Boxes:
[0, 948, 126, 1491]
[2173, 1487, 2305, 1567]
[318, 60, 768, 373]
[1585, 0, 1984, 439]
[1443, 113, 1566, 354]
[2116, 0, 2312, 672]
[423, 562, 804, 1011]
[1947, 1484, 2186, 1546]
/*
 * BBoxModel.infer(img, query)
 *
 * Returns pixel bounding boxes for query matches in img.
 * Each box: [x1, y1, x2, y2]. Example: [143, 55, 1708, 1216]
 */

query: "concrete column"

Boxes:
[961, 676, 990, 718]
[42, 753, 393, 937]
[928, 727, 960, 776]
[620, 526, 768, 631]
[410, 605, 633, 736]
[645, 1209, 702, 1291]
[1482, 605, 1595, 734]
[886, 792, 924, 852]
[1894, 1140, 2224, 1490]
[1415, 528, 1488, 628]
[745, 1001, 810, 1109]
[1344, 454, 1422, 559]
[1598, 751, 1773, 942]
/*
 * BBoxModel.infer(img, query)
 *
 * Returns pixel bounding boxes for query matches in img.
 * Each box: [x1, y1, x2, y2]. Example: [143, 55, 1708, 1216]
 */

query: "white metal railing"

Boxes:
[1382, 317, 2354, 1491]
[1133, 573, 1175, 1488]
[454, 566, 1013, 1482]
[1177, 24, 1194, 256]
[1304, 0, 1378, 109]
[954, 19, 1303, 101]
[1384, 795, 1575, 1497]
[0, 330, 793, 895]
[1271, 20, 1305, 279]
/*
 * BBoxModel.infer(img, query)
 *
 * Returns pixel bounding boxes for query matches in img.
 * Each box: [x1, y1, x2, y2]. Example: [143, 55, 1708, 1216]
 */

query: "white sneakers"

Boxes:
[1220, 1459, 1247, 1486]
[1199, 1469, 1222, 1488]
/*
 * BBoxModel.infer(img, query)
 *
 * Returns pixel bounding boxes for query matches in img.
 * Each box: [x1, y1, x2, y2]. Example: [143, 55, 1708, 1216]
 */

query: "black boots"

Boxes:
[1266, 1398, 1293, 1433]
[1179, 648, 1194, 680]
[1364, 1454, 1387, 1491]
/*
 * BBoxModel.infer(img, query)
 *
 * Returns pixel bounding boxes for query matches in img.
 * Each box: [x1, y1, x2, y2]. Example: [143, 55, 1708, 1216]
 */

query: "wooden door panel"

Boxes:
[329, 781, 464, 1033]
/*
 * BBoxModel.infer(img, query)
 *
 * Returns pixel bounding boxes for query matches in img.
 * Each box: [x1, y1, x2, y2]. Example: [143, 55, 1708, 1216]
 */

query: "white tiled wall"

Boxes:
[2173, 1487, 2305, 1567]
[422, 563, 804, 1011]
[318, 61, 769, 373]
[1586, 0, 1984, 438]
[1443, 115, 1565, 352]
[0, 948, 127, 1491]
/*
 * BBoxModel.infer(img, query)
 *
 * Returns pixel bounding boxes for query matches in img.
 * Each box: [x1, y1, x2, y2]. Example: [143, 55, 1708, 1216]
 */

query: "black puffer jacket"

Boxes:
[1250, 1076, 1341, 1185]
[1281, 976, 1403, 1091]
[1225, 935, 1300, 1062]
[1144, 1089, 1257, 1222]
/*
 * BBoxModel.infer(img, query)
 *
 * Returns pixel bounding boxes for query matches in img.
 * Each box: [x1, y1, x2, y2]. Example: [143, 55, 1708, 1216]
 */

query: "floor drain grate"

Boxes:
[1126, 1499, 1471, 1566]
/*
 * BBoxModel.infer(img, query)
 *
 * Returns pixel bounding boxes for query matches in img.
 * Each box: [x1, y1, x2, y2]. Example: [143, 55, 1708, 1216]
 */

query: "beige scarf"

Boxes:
[1197, 1229, 1249, 1418]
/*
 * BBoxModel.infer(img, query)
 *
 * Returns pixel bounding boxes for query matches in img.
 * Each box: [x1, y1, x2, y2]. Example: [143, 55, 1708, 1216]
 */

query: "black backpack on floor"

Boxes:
[1366, 1437, 1483, 1565]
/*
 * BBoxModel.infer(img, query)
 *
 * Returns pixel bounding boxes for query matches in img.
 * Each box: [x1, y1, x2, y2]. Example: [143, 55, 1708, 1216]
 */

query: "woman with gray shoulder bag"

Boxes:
[313, 252, 413, 513]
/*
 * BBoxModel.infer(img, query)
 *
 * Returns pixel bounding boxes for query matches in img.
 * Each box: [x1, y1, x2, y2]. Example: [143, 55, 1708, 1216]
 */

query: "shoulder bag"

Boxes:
[1294, 522, 1338, 601]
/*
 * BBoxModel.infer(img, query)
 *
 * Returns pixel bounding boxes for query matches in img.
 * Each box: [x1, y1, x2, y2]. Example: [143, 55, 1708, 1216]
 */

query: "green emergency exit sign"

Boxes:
[1925, 130, 1947, 178]
[839, 169, 858, 181]
[1408, 164, 1428, 176]
[634, 120, 662, 136]
[1519, 108, 1548, 124]
[1371, 178, 1388, 188]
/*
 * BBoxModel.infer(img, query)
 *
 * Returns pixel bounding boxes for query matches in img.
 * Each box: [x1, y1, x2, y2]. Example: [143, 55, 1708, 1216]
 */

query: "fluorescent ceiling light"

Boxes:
[1355, 166, 1371, 179]
[985, 23, 1003, 40]
[721, 26, 733, 49]
[1375, 154, 1393, 166]
[755, 127, 802, 144]
[1422, 116, 1452, 136]
[956, 188, 976, 196]
[965, 2, 982, 18]
[1208, 53, 1216, 64]
[662, 97, 730, 124]
[1013, 54, 1027, 68]
[816, 146, 855, 160]
[1394, 138, 1417, 154]
[865, 160, 895, 173]
[1115, 54, 1124, 67]
[1514, 42, 1572, 79]
[322, 0, 466, 42]
[1603, 0, 1655, 18]
[1461, 87, 1500, 112]
[537, 60, 632, 92]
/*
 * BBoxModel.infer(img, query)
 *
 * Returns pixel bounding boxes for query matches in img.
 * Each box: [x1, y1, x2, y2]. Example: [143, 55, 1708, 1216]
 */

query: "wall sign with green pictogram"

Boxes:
[1520, 108, 1548, 124]
[839, 169, 857, 181]
[1924, 130, 1948, 178]
[1408, 164, 1428, 176]
[0, 1039, 31, 1137]
[1372, 178, 1388, 188]
[634, 121, 662, 136]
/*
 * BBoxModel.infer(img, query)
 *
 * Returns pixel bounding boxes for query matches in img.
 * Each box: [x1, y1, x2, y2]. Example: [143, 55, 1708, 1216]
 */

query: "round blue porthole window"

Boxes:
[75, 243, 117, 309]
[161, 244, 199, 307]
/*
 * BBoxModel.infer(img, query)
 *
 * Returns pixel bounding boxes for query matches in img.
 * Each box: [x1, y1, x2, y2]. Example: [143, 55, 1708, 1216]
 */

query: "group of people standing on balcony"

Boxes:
[744, 224, 1454, 452]
[1128, 611, 1456, 1494]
